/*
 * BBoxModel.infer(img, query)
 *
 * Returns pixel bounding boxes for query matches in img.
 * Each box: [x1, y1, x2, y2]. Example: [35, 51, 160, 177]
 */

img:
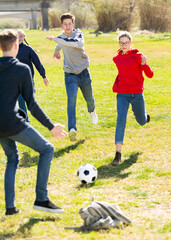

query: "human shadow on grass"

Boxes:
[97, 152, 142, 181]
[0, 216, 58, 239]
[65, 225, 128, 233]
[53, 139, 85, 158]
[19, 139, 85, 168]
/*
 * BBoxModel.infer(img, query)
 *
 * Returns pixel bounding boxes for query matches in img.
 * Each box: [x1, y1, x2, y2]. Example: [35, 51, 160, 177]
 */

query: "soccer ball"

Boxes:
[77, 164, 98, 184]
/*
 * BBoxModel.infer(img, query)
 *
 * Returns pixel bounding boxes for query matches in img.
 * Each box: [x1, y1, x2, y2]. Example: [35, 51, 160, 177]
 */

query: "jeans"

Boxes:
[115, 93, 148, 144]
[0, 125, 54, 208]
[18, 79, 35, 123]
[65, 68, 95, 131]
[18, 95, 29, 122]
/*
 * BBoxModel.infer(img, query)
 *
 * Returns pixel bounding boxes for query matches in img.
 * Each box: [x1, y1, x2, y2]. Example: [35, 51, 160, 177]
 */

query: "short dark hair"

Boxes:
[0, 29, 18, 51]
[60, 13, 75, 24]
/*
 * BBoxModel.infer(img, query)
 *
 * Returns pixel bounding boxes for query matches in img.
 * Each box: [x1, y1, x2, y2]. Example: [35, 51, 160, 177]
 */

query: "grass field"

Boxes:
[0, 30, 171, 240]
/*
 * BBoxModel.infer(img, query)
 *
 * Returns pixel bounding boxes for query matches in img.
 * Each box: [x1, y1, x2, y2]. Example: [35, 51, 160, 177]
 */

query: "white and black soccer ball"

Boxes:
[77, 164, 98, 184]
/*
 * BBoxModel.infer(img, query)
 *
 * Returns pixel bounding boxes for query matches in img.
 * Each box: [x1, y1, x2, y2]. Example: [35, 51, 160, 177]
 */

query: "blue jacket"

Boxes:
[16, 43, 46, 79]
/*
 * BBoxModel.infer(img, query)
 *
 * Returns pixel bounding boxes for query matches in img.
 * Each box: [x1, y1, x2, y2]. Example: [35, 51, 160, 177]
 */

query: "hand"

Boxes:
[46, 36, 54, 41]
[53, 53, 61, 59]
[141, 55, 147, 65]
[50, 124, 68, 139]
[43, 77, 49, 86]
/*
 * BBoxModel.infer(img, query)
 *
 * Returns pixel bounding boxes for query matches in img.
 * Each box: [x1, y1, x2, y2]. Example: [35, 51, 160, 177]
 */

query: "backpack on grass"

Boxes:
[78, 201, 131, 230]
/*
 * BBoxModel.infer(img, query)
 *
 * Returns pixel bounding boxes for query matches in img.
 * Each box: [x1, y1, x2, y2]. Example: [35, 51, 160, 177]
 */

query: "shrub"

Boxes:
[70, 2, 97, 29]
[48, 1, 97, 29]
[138, 0, 170, 32]
[49, 9, 61, 28]
[93, 0, 135, 32]
[0, 18, 28, 29]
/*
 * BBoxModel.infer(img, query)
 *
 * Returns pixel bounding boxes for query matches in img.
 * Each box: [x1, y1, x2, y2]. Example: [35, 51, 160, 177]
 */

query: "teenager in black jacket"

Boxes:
[17, 30, 49, 122]
[0, 30, 67, 216]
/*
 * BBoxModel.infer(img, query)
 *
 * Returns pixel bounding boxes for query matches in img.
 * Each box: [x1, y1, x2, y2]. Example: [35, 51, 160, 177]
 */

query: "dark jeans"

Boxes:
[18, 95, 29, 122]
[18, 79, 35, 123]
[0, 125, 54, 208]
[65, 68, 95, 131]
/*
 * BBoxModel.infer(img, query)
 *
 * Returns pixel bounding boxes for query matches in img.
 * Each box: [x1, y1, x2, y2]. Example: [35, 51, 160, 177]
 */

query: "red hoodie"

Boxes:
[112, 49, 154, 94]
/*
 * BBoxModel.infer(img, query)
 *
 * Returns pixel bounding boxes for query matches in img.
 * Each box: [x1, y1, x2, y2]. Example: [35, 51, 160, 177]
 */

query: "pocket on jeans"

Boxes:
[65, 73, 77, 84]
[82, 69, 90, 78]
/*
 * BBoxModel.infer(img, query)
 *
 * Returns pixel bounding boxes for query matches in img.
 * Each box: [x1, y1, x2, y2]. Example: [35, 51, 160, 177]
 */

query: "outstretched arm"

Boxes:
[46, 37, 62, 59]
[47, 32, 84, 49]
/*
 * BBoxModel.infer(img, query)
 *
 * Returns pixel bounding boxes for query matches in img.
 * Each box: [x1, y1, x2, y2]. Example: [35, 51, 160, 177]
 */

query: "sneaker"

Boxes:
[5, 207, 20, 216]
[147, 113, 150, 123]
[33, 200, 64, 213]
[90, 111, 98, 125]
[111, 151, 122, 166]
[69, 128, 77, 141]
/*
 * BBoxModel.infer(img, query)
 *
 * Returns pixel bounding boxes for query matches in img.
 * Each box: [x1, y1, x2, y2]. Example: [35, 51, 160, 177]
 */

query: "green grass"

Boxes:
[0, 30, 171, 240]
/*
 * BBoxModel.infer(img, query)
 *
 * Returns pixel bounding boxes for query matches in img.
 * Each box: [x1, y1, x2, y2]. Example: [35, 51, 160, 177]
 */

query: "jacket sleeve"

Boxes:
[141, 63, 154, 78]
[30, 47, 46, 79]
[136, 52, 143, 65]
[53, 32, 84, 49]
[20, 66, 54, 130]
[113, 56, 116, 63]
[54, 44, 62, 54]
[136, 52, 154, 78]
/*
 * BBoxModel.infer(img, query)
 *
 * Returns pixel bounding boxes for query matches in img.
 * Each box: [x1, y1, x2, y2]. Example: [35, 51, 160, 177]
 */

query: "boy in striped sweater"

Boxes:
[47, 13, 98, 141]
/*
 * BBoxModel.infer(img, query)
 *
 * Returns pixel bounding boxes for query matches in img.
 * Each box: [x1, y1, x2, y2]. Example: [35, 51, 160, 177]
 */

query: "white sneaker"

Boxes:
[90, 111, 98, 125]
[69, 128, 77, 141]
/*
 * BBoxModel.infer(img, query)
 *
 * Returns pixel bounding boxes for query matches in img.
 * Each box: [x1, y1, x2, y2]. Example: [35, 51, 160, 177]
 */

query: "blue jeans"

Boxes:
[18, 79, 35, 123]
[115, 93, 148, 144]
[0, 125, 54, 208]
[18, 95, 29, 122]
[65, 68, 95, 131]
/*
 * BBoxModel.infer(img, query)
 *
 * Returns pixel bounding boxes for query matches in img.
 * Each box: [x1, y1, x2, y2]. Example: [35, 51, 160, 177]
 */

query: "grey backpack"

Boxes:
[78, 201, 131, 230]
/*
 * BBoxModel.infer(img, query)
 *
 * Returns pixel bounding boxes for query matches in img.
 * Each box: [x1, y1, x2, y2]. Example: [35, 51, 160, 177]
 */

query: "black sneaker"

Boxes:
[5, 207, 20, 216]
[33, 200, 64, 213]
[147, 113, 150, 123]
[111, 151, 122, 166]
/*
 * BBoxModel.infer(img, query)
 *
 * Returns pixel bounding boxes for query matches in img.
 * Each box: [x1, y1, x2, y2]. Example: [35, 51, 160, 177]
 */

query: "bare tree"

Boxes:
[127, 0, 136, 30]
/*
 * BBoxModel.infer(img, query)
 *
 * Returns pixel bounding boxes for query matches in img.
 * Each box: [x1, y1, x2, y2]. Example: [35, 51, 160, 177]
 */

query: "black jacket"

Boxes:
[0, 57, 54, 137]
[16, 43, 46, 79]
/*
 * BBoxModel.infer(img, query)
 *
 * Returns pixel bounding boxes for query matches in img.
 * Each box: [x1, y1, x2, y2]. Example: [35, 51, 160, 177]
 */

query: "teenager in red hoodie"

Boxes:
[111, 31, 154, 166]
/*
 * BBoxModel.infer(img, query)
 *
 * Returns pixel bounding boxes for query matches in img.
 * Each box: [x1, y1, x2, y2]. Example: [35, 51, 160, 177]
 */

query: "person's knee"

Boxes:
[136, 118, 146, 126]
[46, 143, 54, 155]
[133, 110, 147, 126]
[7, 152, 19, 168]
[40, 142, 54, 156]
